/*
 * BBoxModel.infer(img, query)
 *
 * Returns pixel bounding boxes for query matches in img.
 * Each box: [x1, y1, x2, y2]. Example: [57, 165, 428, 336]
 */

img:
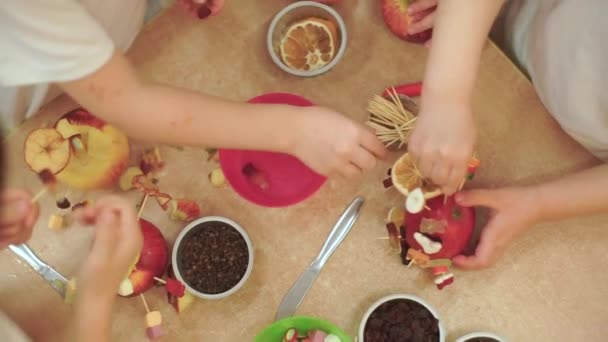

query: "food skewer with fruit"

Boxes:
[381, 149, 480, 290]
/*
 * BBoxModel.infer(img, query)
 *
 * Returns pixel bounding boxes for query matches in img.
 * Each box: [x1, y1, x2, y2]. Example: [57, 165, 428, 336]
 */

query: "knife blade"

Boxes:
[9, 244, 68, 298]
[275, 196, 364, 321]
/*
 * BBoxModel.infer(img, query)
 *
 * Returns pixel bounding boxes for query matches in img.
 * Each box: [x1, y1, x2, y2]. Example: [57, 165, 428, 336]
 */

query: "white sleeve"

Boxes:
[0, 0, 115, 87]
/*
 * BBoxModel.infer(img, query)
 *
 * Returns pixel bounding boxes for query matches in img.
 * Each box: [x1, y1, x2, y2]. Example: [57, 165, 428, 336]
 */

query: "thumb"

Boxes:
[91, 209, 119, 251]
[455, 189, 499, 208]
[452, 226, 498, 270]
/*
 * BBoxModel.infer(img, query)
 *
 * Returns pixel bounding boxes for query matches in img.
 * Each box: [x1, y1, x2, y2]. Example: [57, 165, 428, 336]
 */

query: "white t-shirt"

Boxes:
[493, 0, 608, 161]
[0, 0, 146, 131]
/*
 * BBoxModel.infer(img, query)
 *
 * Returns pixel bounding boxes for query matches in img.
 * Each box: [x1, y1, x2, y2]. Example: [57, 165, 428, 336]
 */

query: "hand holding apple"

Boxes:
[0, 188, 39, 249]
[74, 196, 143, 301]
[452, 187, 540, 269]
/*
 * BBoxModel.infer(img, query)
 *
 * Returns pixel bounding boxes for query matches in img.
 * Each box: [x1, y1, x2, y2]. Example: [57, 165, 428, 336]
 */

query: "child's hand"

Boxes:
[0, 189, 39, 249]
[408, 0, 438, 47]
[291, 107, 387, 178]
[74, 196, 143, 302]
[408, 100, 475, 195]
[178, 0, 225, 19]
[452, 187, 540, 269]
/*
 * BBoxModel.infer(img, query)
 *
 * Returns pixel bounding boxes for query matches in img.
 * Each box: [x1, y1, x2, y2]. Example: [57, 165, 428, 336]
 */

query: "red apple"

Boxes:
[405, 196, 475, 260]
[119, 219, 168, 297]
[380, 0, 434, 43]
[166, 264, 196, 313]
[54, 108, 130, 190]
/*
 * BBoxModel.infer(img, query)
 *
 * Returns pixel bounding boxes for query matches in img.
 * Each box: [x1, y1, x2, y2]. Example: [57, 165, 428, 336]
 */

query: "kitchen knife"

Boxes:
[9, 244, 68, 298]
[275, 196, 364, 321]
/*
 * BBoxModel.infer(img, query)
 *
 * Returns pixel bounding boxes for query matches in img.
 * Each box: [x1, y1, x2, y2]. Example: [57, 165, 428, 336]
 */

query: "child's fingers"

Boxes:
[0, 190, 32, 226]
[407, 11, 436, 35]
[407, 0, 438, 14]
[360, 128, 388, 160]
[89, 209, 120, 258]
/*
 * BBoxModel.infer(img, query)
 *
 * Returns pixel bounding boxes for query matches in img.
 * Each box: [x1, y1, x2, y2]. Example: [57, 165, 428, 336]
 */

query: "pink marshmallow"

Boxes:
[146, 325, 164, 340]
[308, 330, 327, 342]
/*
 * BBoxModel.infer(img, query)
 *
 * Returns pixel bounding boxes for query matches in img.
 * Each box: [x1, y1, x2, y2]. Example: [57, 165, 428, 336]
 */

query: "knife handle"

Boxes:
[315, 196, 364, 266]
[9, 244, 45, 272]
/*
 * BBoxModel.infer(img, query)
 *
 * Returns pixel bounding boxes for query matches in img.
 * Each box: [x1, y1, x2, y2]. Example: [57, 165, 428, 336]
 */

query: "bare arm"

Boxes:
[59, 52, 295, 151]
[59, 51, 386, 177]
[422, 0, 505, 105]
[70, 297, 113, 342]
[535, 163, 608, 221]
[409, 0, 506, 195]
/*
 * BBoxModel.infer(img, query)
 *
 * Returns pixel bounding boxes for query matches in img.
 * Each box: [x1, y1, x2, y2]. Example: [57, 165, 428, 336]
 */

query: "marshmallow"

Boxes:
[146, 325, 164, 340]
[145, 311, 162, 327]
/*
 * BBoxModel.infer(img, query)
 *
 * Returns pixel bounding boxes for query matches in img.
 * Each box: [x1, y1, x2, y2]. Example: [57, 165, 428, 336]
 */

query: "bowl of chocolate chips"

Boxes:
[359, 294, 445, 342]
[172, 216, 253, 299]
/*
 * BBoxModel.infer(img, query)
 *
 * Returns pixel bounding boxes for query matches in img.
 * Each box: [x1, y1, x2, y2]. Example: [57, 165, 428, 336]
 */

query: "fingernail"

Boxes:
[407, 7, 414, 14]
[454, 193, 464, 203]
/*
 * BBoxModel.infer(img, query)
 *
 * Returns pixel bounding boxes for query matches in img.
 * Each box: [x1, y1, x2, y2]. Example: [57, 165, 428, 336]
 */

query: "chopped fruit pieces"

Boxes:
[387, 206, 405, 227]
[38, 169, 58, 193]
[406, 248, 429, 266]
[24, 128, 71, 174]
[64, 278, 77, 305]
[466, 157, 480, 181]
[68, 134, 86, 156]
[169, 199, 201, 222]
[146, 325, 164, 340]
[145, 311, 162, 327]
[169, 290, 195, 313]
[155, 193, 172, 211]
[284, 328, 298, 342]
[208, 168, 226, 187]
[119, 167, 144, 191]
[430, 266, 449, 276]
[419, 217, 446, 234]
[118, 278, 135, 296]
[48, 213, 65, 230]
[382, 177, 393, 188]
[324, 335, 341, 342]
[385, 222, 400, 250]
[405, 187, 425, 213]
[308, 330, 327, 342]
[280, 18, 338, 72]
[422, 259, 453, 269]
[140, 147, 164, 174]
[132, 175, 160, 195]
[435, 273, 454, 290]
[413, 232, 442, 254]
[387, 168, 392, 176]
[72, 200, 90, 211]
[242, 163, 269, 190]
[56, 198, 71, 209]
[165, 279, 186, 298]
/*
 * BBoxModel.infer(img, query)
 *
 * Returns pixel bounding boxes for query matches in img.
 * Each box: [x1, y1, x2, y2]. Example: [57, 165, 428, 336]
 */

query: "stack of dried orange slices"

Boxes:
[279, 17, 338, 72]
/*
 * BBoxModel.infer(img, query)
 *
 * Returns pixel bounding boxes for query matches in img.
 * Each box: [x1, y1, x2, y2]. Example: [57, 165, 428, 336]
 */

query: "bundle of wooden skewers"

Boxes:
[366, 88, 418, 149]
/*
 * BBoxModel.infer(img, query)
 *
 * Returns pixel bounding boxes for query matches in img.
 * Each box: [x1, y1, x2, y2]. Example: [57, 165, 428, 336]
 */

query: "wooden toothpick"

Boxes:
[137, 194, 149, 219]
[30, 188, 47, 204]
[140, 293, 150, 313]
[153, 277, 166, 285]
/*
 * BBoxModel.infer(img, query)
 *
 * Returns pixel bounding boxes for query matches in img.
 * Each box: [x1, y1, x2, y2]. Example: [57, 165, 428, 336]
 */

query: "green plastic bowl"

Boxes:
[254, 316, 352, 342]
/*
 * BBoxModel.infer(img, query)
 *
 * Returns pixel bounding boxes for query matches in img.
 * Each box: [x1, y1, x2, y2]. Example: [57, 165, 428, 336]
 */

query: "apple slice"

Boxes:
[24, 128, 71, 174]
[405, 187, 425, 213]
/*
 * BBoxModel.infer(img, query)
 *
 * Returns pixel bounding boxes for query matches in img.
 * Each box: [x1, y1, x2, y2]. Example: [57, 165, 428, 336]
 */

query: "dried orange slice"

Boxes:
[24, 128, 71, 174]
[279, 17, 338, 71]
[391, 153, 441, 198]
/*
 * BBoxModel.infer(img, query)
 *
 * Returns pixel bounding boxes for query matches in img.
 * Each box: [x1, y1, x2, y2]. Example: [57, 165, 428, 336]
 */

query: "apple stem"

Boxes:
[30, 188, 47, 204]
[153, 277, 166, 285]
[137, 194, 149, 219]
[140, 293, 150, 313]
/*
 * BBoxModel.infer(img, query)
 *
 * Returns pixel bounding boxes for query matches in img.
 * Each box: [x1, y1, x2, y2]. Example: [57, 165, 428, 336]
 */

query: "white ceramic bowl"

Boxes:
[172, 216, 254, 300]
[455, 332, 507, 342]
[359, 294, 446, 342]
[266, 1, 347, 77]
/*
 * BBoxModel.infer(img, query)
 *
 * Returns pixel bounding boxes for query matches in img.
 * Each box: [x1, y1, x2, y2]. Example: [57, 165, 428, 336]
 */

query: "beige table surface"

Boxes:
[2, 1, 608, 341]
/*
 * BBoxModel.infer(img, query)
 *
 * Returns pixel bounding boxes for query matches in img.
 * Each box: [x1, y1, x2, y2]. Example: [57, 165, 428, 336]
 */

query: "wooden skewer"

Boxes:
[30, 188, 47, 204]
[407, 259, 415, 269]
[457, 178, 466, 192]
[153, 277, 166, 285]
[137, 194, 149, 219]
[424, 204, 431, 211]
[376, 235, 404, 240]
[140, 293, 150, 313]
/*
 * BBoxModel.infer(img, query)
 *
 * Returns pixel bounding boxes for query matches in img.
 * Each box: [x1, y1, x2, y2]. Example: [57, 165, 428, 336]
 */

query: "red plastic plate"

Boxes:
[219, 93, 326, 207]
